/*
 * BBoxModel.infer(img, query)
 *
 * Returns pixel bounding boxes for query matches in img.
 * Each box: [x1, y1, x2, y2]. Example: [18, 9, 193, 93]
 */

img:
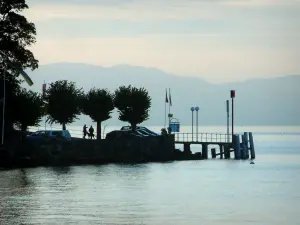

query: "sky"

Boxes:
[24, 0, 300, 83]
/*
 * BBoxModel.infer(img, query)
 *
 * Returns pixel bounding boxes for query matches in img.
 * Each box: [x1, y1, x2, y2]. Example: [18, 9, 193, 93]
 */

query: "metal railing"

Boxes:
[175, 132, 232, 143]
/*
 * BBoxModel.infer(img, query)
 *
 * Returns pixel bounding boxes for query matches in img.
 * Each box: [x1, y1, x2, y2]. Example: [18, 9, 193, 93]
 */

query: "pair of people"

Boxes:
[83, 125, 95, 139]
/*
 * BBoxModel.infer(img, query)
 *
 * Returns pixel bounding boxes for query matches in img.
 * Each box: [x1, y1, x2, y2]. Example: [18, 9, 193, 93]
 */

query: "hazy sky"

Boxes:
[24, 0, 300, 83]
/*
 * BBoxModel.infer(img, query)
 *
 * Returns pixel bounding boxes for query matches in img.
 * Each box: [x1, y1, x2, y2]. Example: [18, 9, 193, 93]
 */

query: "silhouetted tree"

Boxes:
[114, 85, 151, 130]
[12, 88, 44, 131]
[45, 80, 83, 130]
[81, 88, 114, 139]
[0, 0, 38, 137]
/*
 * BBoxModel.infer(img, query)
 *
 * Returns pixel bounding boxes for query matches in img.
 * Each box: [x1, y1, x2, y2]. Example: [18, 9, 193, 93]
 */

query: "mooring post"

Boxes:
[220, 144, 224, 159]
[211, 148, 216, 158]
[249, 132, 256, 159]
[202, 144, 208, 159]
[244, 132, 249, 159]
[234, 134, 241, 159]
[241, 134, 249, 159]
[184, 143, 191, 154]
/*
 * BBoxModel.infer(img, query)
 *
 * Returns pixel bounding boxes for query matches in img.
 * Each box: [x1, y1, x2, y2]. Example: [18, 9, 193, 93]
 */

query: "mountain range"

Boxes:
[24, 63, 300, 126]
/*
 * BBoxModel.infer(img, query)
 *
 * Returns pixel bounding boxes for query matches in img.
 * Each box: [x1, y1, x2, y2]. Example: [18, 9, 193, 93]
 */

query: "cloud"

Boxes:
[23, 1, 235, 22]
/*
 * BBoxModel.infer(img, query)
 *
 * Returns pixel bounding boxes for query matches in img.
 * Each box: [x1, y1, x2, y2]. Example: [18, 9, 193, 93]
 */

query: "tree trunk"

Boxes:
[62, 123, 66, 130]
[131, 123, 137, 131]
[21, 124, 27, 141]
[96, 121, 101, 140]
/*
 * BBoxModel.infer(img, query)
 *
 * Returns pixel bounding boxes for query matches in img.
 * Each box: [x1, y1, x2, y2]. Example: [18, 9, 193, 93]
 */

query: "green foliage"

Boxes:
[12, 88, 44, 131]
[45, 80, 83, 130]
[0, 0, 38, 81]
[114, 85, 151, 130]
[0, 0, 38, 135]
[81, 88, 114, 139]
[81, 88, 114, 122]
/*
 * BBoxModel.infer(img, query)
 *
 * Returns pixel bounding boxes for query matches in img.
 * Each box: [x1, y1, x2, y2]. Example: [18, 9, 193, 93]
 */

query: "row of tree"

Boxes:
[0, 0, 152, 140]
[13, 81, 152, 139]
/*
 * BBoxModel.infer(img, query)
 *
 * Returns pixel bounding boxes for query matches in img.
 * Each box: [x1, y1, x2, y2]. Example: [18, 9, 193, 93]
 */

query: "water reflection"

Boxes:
[0, 133, 299, 225]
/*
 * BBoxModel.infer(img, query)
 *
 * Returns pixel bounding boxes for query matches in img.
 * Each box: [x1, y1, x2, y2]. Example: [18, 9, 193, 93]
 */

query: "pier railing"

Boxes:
[175, 132, 232, 143]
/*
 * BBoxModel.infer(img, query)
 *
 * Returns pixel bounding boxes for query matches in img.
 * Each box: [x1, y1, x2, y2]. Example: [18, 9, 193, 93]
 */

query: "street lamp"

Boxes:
[191, 107, 195, 142]
[195, 106, 199, 141]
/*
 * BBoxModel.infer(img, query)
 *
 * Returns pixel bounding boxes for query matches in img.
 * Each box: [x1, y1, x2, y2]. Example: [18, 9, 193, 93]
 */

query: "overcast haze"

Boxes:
[24, 0, 300, 83]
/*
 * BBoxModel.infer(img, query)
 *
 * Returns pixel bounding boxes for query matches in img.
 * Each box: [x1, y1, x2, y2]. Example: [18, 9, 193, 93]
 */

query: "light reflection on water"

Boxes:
[0, 132, 300, 225]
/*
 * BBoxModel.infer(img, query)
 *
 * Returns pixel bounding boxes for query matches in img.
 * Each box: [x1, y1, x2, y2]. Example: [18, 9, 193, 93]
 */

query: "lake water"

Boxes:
[1, 126, 300, 225]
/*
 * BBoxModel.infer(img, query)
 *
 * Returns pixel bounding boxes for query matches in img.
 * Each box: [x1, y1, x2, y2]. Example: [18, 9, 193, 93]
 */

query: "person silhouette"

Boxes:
[83, 125, 87, 139]
[89, 126, 95, 139]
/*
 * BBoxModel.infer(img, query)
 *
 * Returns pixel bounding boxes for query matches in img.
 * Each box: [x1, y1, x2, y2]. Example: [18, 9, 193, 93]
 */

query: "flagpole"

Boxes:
[164, 88, 167, 128]
[164, 98, 166, 128]
[168, 88, 171, 128]
[44, 80, 46, 131]
[1, 59, 6, 145]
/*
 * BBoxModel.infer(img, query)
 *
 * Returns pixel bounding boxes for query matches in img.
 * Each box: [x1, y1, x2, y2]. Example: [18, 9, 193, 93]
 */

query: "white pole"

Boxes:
[1, 61, 6, 145]
[191, 107, 195, 142]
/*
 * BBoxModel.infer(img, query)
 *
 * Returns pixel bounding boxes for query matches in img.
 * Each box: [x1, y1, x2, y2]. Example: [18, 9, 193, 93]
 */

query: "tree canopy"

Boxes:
[0, 0, 39, 138]
[12, 88, 44, 131]
[81, 88, 114, 139]
[45, 80, 83, 130]
[0, 0, 38, 81]
[114, 85, 151, 130]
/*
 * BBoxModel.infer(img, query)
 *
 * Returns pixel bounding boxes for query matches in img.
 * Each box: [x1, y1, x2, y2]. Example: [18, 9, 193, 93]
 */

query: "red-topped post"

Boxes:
[230, 90, 235, 141]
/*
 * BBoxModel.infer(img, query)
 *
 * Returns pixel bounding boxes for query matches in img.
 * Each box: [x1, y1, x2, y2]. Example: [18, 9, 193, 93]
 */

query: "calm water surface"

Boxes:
[1, 126, 300, 225]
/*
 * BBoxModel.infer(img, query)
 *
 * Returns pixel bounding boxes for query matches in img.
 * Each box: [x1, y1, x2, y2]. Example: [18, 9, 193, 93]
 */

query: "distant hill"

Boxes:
[24, 63, 300, 126]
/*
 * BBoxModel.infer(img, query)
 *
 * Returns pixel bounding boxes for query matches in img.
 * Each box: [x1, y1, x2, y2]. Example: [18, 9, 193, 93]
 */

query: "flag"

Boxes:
[165, 89, 168, 103]
[42, 83, 46, 97]
[7, 61, 34, 86]
[169, 88, 172, 106]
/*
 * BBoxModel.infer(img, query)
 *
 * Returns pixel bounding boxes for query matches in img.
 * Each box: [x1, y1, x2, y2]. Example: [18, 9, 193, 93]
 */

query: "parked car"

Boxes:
[120, 126, 159, 136]
[27, 130, 72, 140]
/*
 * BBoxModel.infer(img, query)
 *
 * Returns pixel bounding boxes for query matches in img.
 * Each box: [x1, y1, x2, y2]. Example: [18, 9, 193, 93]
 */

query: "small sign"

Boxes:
[42, 83, 47, 97]
[169, 121, 180, 132]
[168, 113, 173, 118]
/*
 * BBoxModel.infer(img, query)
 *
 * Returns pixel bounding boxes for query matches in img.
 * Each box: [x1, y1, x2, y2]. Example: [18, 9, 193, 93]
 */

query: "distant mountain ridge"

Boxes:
[24, 63, 300, 126]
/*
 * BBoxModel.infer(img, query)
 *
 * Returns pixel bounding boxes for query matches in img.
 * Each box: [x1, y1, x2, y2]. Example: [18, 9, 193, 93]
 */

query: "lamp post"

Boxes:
[195, 106, 199, 142]
[0, 52, 7, 146]
[230, 90, 236, 141]
[191, 107, 195, 142]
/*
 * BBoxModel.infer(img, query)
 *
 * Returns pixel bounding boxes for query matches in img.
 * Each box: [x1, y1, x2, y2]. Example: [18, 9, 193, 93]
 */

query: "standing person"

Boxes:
[89, 126, 95, 139]
[83, 125, 87, 139]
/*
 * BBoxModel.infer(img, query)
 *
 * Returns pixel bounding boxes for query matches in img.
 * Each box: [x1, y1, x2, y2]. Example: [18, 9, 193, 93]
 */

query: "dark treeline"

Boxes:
[0, 0, 151, 141]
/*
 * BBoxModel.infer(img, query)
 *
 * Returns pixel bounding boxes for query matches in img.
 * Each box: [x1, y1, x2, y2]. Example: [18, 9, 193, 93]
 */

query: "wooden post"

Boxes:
[234, 134, 241, 159]
[184, 143, 191, 154]
[241, 134, 248, 159]
[202, 144, 208, 159]
[220, 144, 224, 159]
[211, 148, 216, 158]
[244, 132, 249, 159]
[249, 132, 255, 159]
